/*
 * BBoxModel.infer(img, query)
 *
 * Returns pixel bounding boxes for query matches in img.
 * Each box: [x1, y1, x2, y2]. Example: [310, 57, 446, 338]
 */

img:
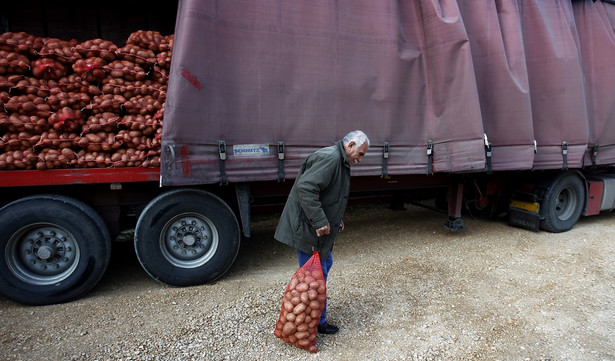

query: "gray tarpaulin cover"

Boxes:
[161, 0, 615, 186]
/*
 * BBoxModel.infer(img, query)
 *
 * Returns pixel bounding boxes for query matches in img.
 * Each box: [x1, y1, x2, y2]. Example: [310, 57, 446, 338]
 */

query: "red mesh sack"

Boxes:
[72, 57, 107, 83]
[274, 251, 327, 353]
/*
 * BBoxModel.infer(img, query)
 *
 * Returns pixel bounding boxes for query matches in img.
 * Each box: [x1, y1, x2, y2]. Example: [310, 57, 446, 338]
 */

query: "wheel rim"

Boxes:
[159, 212, 219, 268]
[555, 186, 577, 221]
[6, 223, 81, 286]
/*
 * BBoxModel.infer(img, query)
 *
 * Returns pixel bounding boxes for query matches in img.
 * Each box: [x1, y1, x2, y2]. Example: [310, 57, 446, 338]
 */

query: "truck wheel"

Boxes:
[540, 173, 585, 233]
[0, 195, 111, 305]
[134, 189, 240, 286]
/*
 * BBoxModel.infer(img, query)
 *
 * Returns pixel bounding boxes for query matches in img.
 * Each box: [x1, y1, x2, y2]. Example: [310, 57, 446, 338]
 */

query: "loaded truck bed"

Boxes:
[3, 0, 615, 306]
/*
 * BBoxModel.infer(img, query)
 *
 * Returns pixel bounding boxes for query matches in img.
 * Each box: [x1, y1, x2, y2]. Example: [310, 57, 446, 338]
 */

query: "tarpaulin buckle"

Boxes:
[277, 141, 285, 182]
[427, 140, 433, 175]
[592, 143, 599, 167]
[484, 134, 492, 174]
[562, 141, 568, 171]
[218, 140, 228, 185]
[381, 142, 389, 179]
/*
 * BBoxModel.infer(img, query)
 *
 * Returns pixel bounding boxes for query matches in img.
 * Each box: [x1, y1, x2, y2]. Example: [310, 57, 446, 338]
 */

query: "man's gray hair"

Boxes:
[342, 130, 370, 148]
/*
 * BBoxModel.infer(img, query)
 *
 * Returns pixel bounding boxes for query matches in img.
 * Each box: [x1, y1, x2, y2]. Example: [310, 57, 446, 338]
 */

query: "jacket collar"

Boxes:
[336, 140, 350, 169]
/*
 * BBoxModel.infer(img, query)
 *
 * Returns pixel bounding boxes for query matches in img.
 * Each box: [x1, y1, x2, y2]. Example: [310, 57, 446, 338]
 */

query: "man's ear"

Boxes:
[348, 141, 356, 149]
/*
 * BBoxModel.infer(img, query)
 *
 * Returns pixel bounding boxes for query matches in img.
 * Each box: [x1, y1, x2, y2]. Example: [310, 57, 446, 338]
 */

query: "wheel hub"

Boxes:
[36, 245, 53, 260]
[162, 214, 218, 267]
[555, 187, 575, 219]
[8, 225, 80, 285]
[19, 230, 76, 276]
[182, 234, 196, 246]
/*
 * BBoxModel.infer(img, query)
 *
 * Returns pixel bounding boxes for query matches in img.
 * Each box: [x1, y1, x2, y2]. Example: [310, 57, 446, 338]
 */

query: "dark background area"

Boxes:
[0, 0, 178, 45]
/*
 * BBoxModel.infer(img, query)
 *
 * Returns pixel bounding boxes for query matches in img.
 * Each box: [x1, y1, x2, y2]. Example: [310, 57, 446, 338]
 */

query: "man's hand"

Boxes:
[316, 223, 331, 237]
[339, 220, 344, 232]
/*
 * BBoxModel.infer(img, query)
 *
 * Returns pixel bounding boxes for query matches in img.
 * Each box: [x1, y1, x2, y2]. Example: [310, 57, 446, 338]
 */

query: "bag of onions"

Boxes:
[273, 251, 327, 353]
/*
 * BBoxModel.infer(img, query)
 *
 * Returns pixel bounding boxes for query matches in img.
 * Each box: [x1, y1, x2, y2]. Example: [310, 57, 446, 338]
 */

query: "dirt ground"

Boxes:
[1, 203, 614, 361]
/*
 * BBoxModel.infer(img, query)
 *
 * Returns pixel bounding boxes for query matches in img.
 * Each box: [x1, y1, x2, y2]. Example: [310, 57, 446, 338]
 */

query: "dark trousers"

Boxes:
[298, 250, 333, 325]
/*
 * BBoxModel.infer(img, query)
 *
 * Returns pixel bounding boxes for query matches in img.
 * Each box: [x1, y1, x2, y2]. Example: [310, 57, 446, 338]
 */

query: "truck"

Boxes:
[1, 0, 615, 306]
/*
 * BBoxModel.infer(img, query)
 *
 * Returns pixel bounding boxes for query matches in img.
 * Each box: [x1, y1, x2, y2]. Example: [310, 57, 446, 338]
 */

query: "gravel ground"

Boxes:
[1, 203, 614, 361]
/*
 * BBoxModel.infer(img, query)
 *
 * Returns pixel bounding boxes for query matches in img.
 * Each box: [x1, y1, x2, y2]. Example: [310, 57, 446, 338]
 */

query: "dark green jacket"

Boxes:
[274, 141, 351, 258]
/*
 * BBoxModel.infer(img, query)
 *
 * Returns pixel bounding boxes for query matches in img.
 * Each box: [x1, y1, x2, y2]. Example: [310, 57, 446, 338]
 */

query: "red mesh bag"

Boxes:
[72, 57, 107, 83]
[274, 251, 327, 353]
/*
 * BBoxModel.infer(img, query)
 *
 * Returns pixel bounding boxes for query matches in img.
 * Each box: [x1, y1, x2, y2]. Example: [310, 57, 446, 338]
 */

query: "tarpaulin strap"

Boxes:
[277, 141, 285, 182]
[484, 134, 492, 174]
[381, 142, 389, 178]
[218, 140, 227, 185]
[592, 144, 599, 167]
[427, 140, 433, 175]
[562, 141, 568, 171]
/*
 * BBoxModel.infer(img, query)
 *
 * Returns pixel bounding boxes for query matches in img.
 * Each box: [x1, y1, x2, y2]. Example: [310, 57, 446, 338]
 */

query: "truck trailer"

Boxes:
[1, 0, 615, 305]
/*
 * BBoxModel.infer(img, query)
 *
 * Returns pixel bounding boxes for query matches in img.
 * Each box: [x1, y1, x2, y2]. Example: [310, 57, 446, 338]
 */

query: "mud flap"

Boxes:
[508, 200, 540, 232]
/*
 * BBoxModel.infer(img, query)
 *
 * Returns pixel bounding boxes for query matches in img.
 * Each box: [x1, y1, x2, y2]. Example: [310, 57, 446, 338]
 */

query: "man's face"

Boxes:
[345, 141, 368, 166]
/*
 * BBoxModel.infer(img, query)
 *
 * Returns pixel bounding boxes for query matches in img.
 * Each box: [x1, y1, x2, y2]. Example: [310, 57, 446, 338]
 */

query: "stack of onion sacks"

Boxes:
[274, 251, 327, 353]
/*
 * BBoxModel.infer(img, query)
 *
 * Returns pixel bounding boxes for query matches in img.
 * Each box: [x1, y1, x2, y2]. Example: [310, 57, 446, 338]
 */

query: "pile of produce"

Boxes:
[0, 31, 173, 170]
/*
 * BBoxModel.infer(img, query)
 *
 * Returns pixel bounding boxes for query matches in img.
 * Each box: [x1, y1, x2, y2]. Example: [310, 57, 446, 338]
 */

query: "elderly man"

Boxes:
[274, 130, 370, 334]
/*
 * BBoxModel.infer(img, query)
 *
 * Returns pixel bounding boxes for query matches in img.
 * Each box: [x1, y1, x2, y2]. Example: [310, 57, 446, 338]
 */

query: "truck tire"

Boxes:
[0, 195, 111, 305]
[540, 172, 585, 233]
[134, 189, 240, 286]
